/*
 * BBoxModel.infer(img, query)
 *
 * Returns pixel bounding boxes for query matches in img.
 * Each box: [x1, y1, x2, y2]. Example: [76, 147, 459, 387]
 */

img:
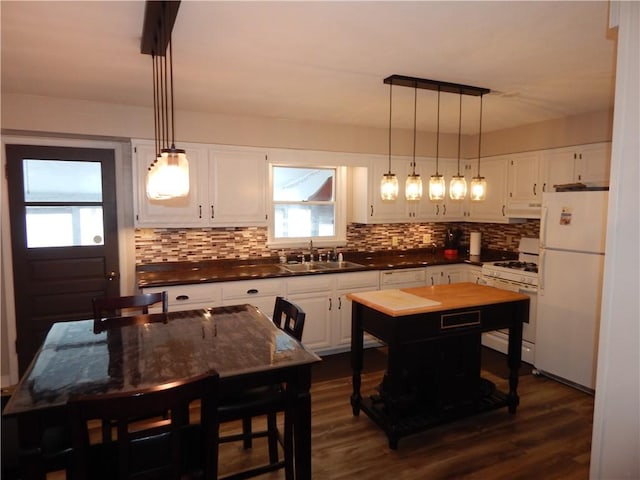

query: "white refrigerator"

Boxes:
[535, 190, 608, 391]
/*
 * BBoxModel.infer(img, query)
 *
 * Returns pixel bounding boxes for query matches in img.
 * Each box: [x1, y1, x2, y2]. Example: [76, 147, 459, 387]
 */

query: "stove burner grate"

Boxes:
[492, 261, 538, 273]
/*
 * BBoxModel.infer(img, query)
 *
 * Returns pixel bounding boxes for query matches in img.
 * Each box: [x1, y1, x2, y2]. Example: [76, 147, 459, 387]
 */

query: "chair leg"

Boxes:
[267, 412, 279, 465]
[241, 417, 253, 449]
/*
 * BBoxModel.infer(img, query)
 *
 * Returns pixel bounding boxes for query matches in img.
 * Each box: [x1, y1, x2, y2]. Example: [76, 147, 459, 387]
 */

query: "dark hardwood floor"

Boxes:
[45, 347, 594, 479]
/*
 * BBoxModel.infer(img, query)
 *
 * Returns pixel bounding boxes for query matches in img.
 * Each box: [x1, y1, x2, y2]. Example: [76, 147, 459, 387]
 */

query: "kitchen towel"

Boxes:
[470, 232, 481, 256]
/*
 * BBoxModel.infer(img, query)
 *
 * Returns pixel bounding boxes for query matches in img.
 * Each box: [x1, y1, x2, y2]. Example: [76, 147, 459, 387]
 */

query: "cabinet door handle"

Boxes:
[176, 295, 189, 301]
[370, 205, 373, 217]
[533, 183, 537, 196]
[338, 297, 342, 310]
[436, 204, 440, 215]
[199, 205, 202, 219]
[246, 289, 259, 295]
[502, 205, 506, 216]
[329, 298, 332, 311]
[442, 205, 447, 215]
[542, 182, 547, 192]
[447, 275, 451, 284]
[211, 205, 214, 219]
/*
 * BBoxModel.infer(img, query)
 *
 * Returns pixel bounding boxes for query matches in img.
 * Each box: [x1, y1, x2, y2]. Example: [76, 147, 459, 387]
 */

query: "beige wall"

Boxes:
[2, 93, 612, 157]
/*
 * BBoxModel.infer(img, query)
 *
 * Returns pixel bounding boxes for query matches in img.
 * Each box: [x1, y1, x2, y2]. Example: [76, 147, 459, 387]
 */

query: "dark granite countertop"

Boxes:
[136, 248, 517, 288]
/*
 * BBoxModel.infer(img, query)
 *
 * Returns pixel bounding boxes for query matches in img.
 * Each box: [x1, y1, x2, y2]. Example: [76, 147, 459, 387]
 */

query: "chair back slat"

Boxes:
[92, 292, 168, 333]
[272, 296, 306, 341]
[68, 371, 219, 480]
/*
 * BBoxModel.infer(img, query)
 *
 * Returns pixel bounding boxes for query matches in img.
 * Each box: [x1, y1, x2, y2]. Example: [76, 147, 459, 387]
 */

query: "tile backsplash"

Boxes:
[135, 220, 540, 264]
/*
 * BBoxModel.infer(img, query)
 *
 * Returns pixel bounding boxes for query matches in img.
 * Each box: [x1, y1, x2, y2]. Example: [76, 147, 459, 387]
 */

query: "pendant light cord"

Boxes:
[477, 94, 484, 176]
[412, 86, 417, 173]
[435, 89, 440, 176]
[456, 92, 462, 176]
[169, 39, 176, 150]
[387, 82, 393, 175]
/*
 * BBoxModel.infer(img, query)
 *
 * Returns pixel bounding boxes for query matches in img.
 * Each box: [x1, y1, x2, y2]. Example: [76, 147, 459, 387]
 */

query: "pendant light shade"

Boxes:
[405, 86, 423, 201]
[429, 88, 445, 201]
[381, 173, 399, 200]
[381, 81, 398, 200]
[449, 92, 466, 201]
[142, 1, 189, 200]
[470, 94, 486, 202]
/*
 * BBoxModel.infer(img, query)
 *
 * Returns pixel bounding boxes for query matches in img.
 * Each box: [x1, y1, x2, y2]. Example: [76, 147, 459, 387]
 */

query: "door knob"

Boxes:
[106, 271, 119, 281]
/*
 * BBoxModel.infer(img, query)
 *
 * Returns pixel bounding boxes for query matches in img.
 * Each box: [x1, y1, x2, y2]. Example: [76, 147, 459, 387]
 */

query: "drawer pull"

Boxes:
[176, 295, 189, 301]
[246, 289, 259, 295]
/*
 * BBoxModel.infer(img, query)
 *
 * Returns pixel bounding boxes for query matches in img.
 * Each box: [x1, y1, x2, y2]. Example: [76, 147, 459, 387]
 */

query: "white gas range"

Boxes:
[480, 237, 539, 364]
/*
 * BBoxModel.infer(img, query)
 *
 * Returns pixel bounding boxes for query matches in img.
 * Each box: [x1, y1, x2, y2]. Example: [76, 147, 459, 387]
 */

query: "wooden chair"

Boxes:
[92, 291, 168, 333]
[68, 371, 219, 480]
[218, 296, 305, 480]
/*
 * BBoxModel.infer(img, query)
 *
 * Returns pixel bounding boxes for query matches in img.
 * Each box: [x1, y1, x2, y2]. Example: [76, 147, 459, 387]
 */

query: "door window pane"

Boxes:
[26, 206, 104, 247]
[23, 159, 102, 202]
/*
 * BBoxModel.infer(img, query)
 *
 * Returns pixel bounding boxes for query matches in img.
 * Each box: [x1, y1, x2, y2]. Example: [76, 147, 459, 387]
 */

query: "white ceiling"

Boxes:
[1, 1, 617, 135]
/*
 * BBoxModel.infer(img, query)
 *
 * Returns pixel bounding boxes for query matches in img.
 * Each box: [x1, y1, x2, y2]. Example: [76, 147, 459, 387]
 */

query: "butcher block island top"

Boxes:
[347, 282, 529, 317]
[348, 282, 530, 449]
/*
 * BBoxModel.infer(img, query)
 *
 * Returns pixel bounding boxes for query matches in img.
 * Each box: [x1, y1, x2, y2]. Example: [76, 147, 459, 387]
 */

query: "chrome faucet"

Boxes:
[309, 239, 315, 262]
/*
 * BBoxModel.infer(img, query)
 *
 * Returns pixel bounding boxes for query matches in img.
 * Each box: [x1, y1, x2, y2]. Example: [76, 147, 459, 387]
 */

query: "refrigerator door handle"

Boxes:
[540, 206, 549, 249]
[539, 249, 546, 294]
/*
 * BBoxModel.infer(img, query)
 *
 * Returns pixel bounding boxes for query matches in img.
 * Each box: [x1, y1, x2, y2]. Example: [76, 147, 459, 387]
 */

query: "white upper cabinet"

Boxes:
[466, 156, 513, 223]
[506, 151, 543, 218]
[133, 141, 209, 227]
[541, 142, 611, 191]
[208, 147, 267, 226]
[133, 140, 267, 227]
[350, 154, 411, 223]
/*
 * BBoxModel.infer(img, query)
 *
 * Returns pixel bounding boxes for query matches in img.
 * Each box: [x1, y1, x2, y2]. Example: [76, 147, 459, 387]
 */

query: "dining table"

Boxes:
[2, 304, 322, 480]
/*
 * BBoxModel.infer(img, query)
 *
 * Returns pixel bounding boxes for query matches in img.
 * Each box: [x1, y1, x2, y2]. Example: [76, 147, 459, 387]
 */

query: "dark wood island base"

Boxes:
[348, 283, 528, 449]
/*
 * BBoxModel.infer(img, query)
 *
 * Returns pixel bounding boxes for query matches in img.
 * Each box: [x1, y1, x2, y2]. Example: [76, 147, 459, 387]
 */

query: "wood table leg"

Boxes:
[292, 365, 312, 480]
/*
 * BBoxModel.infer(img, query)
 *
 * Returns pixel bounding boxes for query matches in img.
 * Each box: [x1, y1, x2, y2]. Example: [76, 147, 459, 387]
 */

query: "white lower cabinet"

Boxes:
[334, 271, 381, 349]
[142, 283, 222, 312]
[220, 278, 286, 318]
[466, 265, 483, 284]
[426, 265, 464, 285]
[286, 275, 334, 351]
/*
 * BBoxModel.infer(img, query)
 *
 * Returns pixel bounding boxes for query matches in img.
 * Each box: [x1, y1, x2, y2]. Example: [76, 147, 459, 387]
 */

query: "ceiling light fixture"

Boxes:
[449, 92, 467, 201]
[383, 75, 489, 203]
[405, 86, 423, 201]
[429, 88, 445, 201]
[380, 81, 398, 200]
[142, 0, 189, 200]
[470, 94, 487, 202]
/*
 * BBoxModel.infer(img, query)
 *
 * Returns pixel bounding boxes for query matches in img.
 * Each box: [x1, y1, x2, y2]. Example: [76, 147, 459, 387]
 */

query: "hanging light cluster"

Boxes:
[381, 75, 490, 203]
[141, 1, 189, 200]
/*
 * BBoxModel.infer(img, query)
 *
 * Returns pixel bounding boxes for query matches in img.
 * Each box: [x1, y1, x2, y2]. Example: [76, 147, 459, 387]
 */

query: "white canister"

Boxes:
[470, 232, 481, 256]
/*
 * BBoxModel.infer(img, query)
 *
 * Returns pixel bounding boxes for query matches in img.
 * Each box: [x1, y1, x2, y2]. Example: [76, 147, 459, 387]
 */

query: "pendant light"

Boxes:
[449, 92, 467, 201]
[142, 1, 189, 200]
[380, 82, 398, 200]
[405, 86, 423, 201]
[470, 94, 486, 202]
[428, 88, 445, 201]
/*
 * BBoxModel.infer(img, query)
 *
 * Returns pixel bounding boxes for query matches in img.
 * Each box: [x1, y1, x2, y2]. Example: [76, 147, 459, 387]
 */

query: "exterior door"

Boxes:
[6, 144, 120, 374]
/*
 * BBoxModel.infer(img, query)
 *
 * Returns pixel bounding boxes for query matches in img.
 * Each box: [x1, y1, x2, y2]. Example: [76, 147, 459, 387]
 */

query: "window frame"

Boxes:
[267, 162, 347, 249]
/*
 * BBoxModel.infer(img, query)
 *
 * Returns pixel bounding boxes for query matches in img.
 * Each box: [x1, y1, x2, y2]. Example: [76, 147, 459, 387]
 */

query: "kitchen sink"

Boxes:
[280, 261, 363, 273]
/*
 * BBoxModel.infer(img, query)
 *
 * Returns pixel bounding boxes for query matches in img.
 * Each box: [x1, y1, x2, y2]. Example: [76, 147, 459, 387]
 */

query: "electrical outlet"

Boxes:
[392, 236, 399, 246]
[423, 233, 432, 244]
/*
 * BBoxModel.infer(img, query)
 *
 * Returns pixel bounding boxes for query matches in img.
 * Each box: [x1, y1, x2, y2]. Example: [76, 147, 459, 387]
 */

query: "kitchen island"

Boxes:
[348, 283, 529, 449]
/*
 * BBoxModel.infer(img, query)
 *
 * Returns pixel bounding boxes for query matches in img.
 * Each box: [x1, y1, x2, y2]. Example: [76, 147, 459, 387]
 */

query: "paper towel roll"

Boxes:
[470, 232, 481, 256]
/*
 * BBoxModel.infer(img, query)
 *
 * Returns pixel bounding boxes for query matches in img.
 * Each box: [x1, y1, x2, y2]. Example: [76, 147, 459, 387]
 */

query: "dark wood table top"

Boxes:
[4, 304, 321, 417]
